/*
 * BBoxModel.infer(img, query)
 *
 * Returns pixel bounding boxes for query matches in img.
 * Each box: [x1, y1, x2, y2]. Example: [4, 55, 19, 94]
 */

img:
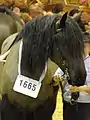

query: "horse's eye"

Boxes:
[56, 48, 59, 51]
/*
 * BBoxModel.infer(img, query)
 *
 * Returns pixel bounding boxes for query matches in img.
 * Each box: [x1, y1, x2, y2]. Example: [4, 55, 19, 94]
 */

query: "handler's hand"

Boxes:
[0, 50, 10, 63]
[52, 75, 63, 86]
[70, 86, 80, 92]
[70, 85, 88, 93]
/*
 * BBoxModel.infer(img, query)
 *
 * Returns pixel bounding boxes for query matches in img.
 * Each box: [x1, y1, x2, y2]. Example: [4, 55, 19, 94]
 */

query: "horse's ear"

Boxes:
[60, 12, 68, 28]
[72, 12, 81, 22]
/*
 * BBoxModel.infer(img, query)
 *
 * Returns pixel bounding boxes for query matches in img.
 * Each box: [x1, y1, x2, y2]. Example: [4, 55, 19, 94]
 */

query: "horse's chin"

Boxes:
[72, 78, 86, 86]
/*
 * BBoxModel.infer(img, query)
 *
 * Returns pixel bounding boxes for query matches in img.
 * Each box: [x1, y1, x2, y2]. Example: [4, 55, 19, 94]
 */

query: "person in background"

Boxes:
[78, 11, 90, 33]
[44, 11, 53, 16]
[69, 8, 86, 32]
[63, 32, 90, 120]
[20, 12, 32, 24]
[81, 11, 90, 33]
[28, 3, 46, 18]
[12, 7, 25, 24]
[12, 7, 21, 16]
[52, 3, 63, 14]
[80, 11, 89, 25]
[53, 32, 90, 120]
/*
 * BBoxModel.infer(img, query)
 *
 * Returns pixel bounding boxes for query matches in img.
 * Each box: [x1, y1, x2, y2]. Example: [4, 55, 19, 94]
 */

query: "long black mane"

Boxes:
[20, 15, 57, 78]
[15, 14, 84, 79]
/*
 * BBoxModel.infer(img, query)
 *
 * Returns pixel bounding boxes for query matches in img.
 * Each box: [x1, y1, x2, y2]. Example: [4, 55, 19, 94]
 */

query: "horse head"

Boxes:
[15, 13, 86, 100]
[50, 13, 86, 87]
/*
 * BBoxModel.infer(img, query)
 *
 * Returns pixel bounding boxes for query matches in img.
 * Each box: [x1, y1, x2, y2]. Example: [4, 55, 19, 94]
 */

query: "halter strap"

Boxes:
[18, 40, 23, 75]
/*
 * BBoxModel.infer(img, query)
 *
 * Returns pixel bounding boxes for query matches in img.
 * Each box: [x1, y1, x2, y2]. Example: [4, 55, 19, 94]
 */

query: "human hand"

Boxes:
[52, 75, 63, 86]
[70, 86, 80, 92]
[70, 85, 88, 92]
[0, 50, 10, 63]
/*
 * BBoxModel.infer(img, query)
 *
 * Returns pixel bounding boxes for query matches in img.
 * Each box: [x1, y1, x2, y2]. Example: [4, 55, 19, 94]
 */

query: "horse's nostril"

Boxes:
[71, 92, 79, 100]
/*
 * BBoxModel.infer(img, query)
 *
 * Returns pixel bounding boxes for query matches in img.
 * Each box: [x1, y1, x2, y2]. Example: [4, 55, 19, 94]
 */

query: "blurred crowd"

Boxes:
[0, 0, 89, 34]
[0, 0, 64, 23]
[0, 1, 90, 120]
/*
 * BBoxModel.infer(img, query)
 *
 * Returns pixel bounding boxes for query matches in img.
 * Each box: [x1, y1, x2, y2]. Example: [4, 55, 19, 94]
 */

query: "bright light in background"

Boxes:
[81, 0, 87, 3]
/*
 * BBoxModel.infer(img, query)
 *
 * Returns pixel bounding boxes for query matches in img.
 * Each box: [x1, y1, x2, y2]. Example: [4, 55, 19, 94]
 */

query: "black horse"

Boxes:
[0, 6, 23, 53]
[0, 13, 86, 120]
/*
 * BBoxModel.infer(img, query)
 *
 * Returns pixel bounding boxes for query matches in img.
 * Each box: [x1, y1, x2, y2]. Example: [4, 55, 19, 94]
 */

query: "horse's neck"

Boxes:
[34, 59, 58, 83]
[21, 61, 46, 81]
[21, 58, 58, 82]
[43, 59, 58, 84]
